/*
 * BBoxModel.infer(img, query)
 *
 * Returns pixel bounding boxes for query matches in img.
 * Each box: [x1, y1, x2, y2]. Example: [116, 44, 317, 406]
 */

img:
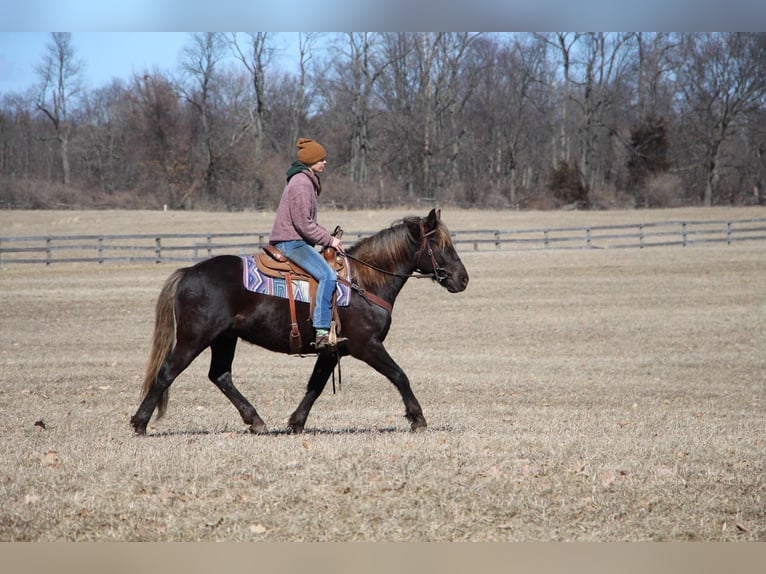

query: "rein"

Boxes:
[340, 221, 448, 283]
[335, 220, 450, 316]
[340, 252, 434, 280]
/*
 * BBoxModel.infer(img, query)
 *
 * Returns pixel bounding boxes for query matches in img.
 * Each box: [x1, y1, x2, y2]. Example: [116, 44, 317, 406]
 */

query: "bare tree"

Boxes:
[333, 32, 399, 193]
[537, 32, 580, 167]
[401, 32, 481, 201]
[574, 32, 635, 202]
[35, 32, 82, 185]
[376, 32, 420, 199]
[290, 33, 319, 148]
[178, 32, 253, 205]
[635, 32, 677, 119]
[438, 32, 483, 189]
[227, 32, 274, 163]
[417, 32, 441, 200]
[676, 32, 766, 205]
[78, 79, 129, 193]
[178, 32, 225, 201]
[471, 34, 549, 207]
[127, 72, 191, 205]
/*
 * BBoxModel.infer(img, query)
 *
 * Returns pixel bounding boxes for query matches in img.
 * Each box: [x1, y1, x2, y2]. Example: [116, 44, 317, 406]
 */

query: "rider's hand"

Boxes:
[331, 236, 344, 252]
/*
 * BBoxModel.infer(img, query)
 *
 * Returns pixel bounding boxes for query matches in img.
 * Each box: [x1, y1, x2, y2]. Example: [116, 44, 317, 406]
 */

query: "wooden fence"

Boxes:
[2, 217, 766, 267]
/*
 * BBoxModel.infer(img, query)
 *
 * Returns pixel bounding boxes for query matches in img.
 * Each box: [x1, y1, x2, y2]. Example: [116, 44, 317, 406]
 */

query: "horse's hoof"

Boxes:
[410, 419, 428, 432]
[287, 424, 304, 435]
[130, 416, 147, 436]
[249, 421, 268, 434]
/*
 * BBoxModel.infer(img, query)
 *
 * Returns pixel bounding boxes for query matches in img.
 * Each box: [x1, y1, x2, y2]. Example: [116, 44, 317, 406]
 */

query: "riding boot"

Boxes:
[313, 328, 348, 353]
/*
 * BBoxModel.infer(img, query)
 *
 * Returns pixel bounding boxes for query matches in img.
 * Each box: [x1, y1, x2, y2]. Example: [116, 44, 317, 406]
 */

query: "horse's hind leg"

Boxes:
[287, 353, 338, 434]
[130, 344, 199, 435]
[209, 335, 267, 434]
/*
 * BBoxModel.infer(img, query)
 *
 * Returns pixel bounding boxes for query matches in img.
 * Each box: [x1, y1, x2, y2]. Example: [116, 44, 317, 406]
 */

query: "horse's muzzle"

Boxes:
[443, 268, 469, 293]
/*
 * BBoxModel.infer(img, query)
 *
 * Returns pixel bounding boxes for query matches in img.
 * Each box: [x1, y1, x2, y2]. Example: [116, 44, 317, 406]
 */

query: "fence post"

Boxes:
[544, 229, 549, 248]
[682, 222, 687, 247]
[494, 231, 501, 250]
[207, 234, 213, 257]
[155, 237, 162, 263]
[639, 224, 644, 249]
[726, 222, 732, 245]
[586, 227, 592, 249]
[46, 237, 52, 266]
[98, 236, 104, 264]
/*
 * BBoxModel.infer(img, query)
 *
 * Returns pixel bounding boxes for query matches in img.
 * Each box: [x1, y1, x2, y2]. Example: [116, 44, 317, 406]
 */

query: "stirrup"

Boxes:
[312, 321, 347, 353]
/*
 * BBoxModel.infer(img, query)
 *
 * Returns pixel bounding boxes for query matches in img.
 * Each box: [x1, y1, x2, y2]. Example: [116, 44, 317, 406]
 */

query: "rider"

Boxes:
[269, 138, 348, 352]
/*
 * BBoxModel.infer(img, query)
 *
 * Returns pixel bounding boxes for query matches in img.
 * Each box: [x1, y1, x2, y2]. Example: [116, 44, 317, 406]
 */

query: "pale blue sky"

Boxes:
[0, 2, 762, 96]
[0, 32, 305, 96]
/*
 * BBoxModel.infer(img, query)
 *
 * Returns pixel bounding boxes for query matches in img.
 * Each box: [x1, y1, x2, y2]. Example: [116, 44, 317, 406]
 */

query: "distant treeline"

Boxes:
[1, 32, 765, 211]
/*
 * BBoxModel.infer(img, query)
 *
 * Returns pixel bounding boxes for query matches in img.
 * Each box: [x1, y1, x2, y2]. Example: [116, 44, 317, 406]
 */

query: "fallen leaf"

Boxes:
[735, 520, 751, 533]
[42, 451, 61, 467]
[249, 523, 267, 534]
[34, 420, 47, 429]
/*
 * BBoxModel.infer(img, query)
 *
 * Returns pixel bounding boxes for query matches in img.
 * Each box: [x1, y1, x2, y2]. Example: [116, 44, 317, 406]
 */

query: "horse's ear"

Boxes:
[426, 208, 441, 229]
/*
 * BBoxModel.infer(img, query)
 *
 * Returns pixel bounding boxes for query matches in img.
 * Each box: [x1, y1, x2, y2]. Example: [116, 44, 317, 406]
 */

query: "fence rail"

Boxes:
[2, 217, 766, 267]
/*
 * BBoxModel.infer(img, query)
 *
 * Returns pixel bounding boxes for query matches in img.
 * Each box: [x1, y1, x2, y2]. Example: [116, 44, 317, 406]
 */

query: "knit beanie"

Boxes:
[296, 138, 326, 165]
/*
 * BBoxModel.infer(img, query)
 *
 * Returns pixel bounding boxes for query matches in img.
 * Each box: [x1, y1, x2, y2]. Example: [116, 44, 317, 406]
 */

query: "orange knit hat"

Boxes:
[296, 138, 326, 165]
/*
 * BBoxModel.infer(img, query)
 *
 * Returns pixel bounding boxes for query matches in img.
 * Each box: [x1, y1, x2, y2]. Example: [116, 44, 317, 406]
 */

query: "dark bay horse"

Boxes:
[130, 209, 469, 435]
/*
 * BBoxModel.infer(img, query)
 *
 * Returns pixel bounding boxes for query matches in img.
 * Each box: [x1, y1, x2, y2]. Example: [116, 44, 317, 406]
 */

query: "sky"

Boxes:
[0, 1, 764, 96]
[0, 32, 303, 96]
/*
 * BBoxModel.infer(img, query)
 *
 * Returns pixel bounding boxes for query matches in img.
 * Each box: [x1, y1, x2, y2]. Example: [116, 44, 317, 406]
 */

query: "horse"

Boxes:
[130, 208, 469, 435]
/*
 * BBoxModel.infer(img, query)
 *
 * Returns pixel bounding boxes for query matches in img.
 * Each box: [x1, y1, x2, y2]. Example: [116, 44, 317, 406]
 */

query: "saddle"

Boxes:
[256, 239, 349, 355]
[258, 244, 348, 281]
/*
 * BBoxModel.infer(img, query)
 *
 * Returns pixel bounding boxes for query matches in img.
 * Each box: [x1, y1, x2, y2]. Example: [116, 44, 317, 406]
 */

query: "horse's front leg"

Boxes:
[287, 353, 338, 434]
[359, 341, 427, 432]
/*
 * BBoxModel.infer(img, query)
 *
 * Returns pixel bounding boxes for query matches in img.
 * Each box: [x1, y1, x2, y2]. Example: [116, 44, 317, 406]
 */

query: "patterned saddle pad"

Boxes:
[241, 256, 351, 306]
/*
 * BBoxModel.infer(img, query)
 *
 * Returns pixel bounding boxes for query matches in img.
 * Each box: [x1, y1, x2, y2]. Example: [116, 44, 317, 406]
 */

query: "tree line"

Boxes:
[1, 32, 765, 211]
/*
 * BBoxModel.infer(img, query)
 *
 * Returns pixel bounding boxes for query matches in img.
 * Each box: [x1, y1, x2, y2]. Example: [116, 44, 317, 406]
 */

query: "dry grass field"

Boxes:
[1, 207, 765, 541]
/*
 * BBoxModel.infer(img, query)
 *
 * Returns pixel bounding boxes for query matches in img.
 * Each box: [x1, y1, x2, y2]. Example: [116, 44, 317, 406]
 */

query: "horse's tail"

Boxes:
[141, 267, 186, 420]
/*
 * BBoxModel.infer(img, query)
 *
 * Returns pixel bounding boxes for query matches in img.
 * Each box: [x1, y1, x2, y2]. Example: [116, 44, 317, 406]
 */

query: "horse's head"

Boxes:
[412, 209, 469, 293]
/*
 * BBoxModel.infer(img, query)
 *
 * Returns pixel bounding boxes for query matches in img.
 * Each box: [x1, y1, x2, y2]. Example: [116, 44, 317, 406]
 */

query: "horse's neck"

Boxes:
[348, 247, 416, 304]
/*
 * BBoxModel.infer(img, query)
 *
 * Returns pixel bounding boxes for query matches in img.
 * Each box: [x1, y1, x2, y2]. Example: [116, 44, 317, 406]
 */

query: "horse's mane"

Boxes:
[347, 216, 452, 290]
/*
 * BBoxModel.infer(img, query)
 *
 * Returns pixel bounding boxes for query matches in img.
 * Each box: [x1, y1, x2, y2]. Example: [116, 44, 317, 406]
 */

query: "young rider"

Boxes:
[269, 138, 347, 352]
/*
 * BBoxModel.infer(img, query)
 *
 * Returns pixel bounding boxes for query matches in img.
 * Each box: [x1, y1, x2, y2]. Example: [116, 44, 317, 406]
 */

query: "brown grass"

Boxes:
[1, 207, 764, 541]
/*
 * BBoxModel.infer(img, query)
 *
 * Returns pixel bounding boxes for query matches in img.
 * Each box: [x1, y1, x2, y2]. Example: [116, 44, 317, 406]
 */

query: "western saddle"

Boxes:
[256, 240, 349, 355]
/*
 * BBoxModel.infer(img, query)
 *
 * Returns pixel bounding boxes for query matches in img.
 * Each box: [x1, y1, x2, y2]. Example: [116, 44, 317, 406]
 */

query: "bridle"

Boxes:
[414, 220, 449, 283]
[340, 219, 449, 283]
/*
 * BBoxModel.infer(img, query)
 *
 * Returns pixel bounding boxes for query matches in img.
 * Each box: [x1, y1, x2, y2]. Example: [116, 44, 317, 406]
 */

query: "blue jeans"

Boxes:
[274, 240, 336, 330]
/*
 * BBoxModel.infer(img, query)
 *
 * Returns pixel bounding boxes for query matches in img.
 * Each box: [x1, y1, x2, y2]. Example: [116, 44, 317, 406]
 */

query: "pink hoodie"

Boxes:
[269, 170, 333, 247]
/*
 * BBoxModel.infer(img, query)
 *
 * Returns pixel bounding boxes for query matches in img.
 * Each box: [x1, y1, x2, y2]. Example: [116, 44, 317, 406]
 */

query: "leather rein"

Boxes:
[338, 221, 449, 314]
